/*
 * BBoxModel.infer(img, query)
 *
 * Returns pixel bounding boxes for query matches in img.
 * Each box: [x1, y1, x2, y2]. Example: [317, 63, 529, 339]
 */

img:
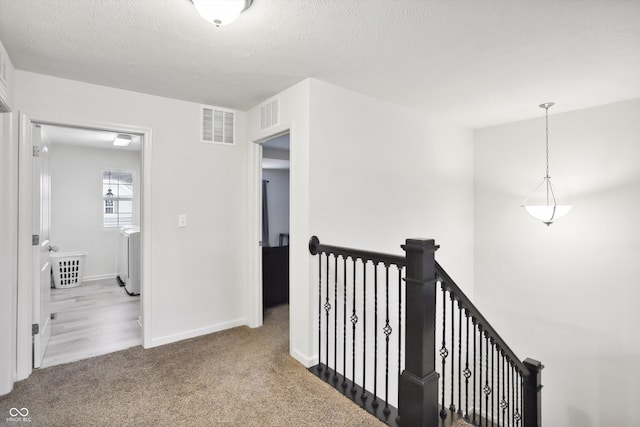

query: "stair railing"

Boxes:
[309, 236, 543, 427]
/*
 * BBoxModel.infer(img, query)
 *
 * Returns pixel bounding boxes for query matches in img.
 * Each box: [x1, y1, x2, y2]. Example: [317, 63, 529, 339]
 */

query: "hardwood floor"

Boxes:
[41, 278, 141, 368]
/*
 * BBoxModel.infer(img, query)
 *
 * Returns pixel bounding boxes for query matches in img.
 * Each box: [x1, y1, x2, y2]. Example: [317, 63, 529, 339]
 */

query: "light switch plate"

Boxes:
[178, 214, 187, 227]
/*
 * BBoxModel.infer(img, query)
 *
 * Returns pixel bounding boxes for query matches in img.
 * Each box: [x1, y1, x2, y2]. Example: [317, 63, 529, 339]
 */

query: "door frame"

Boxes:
[16, 113, 153, 380]
[248, 123, 292, 329]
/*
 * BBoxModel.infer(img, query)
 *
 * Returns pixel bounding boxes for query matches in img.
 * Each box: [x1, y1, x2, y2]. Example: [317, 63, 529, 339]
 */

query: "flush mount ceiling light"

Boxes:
[113, 134, 132, 147]
[522, 102, 571, 226]
[191, 0, 253, 27]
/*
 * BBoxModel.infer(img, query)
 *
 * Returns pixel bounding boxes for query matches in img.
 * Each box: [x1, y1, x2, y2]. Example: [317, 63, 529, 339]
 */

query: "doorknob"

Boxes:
[48, 245, 59, 252]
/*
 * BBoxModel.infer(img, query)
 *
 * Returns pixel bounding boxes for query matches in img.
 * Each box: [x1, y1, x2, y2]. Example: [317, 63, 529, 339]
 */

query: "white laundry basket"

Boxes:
[51, 251, 88, 289]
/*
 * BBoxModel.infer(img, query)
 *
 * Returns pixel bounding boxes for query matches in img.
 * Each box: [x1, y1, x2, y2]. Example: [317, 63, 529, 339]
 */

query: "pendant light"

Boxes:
[191, 0, 253, 27]
[522, 102, 571, 226]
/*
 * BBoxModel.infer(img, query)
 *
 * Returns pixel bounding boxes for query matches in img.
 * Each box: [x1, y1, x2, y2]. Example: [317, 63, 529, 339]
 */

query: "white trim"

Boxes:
[82, 273, 117, 282]
[247, 122, 294, 330]
[148, 318, 247, 348]
[16, 113, 33, 380]
[16, 114, 153, 380]
[290, 347, 317, 368]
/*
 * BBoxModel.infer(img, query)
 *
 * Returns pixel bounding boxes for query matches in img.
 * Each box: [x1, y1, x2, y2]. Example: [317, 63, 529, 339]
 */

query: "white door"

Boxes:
[32, 124, 52, 368]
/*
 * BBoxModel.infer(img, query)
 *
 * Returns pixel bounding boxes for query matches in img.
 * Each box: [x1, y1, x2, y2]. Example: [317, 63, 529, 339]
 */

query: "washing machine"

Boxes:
[117, 226, 140, 296]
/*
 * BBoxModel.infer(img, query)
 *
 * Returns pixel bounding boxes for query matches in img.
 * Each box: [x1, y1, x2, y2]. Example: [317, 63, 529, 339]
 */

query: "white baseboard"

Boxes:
[148, 318, 247, 348]
[291, 348, 317, 368]
[83, 273, 117, 282]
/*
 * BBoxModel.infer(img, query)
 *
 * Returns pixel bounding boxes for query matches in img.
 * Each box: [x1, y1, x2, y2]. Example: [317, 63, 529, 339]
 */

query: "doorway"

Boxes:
[261, 133, 290, 313]
[39, 124, 142, 368]
[16, 114, 152, 380]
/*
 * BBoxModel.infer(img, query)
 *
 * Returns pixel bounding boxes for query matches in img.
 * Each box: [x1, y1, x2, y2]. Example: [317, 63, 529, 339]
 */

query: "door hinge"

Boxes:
[32, 145, 40, 157]
[32, 234, 40, 246]
[32, 323, 39, 335]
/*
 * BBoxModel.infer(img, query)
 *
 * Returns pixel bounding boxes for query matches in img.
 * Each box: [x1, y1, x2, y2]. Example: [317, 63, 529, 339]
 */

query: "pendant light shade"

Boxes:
[192, 0, 252, 27]
[522, 102, 571, 226]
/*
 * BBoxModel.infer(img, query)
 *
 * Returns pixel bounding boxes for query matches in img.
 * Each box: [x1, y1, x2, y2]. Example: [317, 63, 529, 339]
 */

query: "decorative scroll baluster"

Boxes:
[439, 284, 448, 419]
[458, 303, 462, 415]
[360, 260, 366, 397]
[383, 264, 392, 416]
[333, 255, 338, 382]
[497, 349, 501, 427]
[515, 371, 522, 427]
[317, 254, 323, 374]
[324, 253, 330, 378]
[351, 258, 364, 393]
[500, 354, 505, 427]
[511, 363, 516, 426]
[464, 311, 471, 422]
[483, 334, 490, 427]
[506, 359, 513, 427]
[373, 263, 379, 408]
[491, 340, 495, 427]
[449, 294, 455, 412]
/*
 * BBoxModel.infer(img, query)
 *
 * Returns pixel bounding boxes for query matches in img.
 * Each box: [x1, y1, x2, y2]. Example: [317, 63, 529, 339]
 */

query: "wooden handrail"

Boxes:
[435, 261, 530, 377]
[309, 236, 406, 267]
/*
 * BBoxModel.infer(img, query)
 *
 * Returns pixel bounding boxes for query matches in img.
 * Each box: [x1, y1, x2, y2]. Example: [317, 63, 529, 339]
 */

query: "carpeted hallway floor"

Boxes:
[1, 305, 385, 426]
[1, 305, 472, 427]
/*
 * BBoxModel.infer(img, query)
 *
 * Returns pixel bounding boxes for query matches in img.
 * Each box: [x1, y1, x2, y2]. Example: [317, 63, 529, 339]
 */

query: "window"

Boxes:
[103, 169, 134, 228]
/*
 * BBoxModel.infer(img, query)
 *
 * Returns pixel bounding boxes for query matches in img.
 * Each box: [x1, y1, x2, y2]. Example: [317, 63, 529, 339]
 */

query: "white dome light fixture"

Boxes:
[191, 0, 253, 27]
[522, 102, 571, 226]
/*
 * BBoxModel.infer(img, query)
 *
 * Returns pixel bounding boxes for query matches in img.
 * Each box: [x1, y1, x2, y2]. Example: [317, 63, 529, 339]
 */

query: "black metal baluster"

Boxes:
[504, 356, 509, 427]
[491, 340, 495, 427]
[472, 319, 477, 425]
[506, 359, 513, 427]
[342, 256, 348, 388]
[351, 258, 358, 393]
[497, 349, 501, 427]
[518, 371, 524, 424]
[324, 253, 330, 378]
[483, 334, 490, 427]
[333, 255, 338, 382]
[511, 363, 515, 427]
[457, 302, 463, 416]
[439, 284, 448, 419]
[516, 372, 522, 427]
[383, 264, 391, 416]
[360, 260, 366, 398]
[479, 326, 483, 427]
[397, 268, 402, 382]
[500, 354, 506, 427]
[464, 310, 471, 422]
[450, 294, 456, 413]
[317, 254, 323, 374]
[372, 263, 379, 408]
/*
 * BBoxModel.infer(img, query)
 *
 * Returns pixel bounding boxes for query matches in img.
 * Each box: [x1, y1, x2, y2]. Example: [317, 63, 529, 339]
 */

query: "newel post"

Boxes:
[398, 239, 439, 427]
[523, 358, 544, 427]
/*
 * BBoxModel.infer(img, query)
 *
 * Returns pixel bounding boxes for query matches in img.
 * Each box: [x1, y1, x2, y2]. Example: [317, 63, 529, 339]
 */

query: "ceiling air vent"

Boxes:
[260, 98, 279, 130]
[201, 105, 235, 145]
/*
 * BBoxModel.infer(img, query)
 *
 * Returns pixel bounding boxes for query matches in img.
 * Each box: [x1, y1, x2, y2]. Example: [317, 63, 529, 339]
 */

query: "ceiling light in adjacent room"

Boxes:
[113, 134, 132, 147]
[191, 0, 253, 27]
[522, 102, 571, 226]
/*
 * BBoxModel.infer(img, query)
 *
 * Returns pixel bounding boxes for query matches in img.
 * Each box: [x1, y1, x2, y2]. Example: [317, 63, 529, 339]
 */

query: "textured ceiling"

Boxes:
[1, 0, 639, 128]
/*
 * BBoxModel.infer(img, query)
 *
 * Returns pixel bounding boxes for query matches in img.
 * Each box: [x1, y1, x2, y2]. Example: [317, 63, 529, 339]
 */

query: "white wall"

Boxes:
[474, 99, 640, 426]
[308, 80, 474, 291]
[247, 80, 312, 364]
[262, 168, 289, 247]
[49, 143, 140, 280]
[247, 78, 474, 371]
[0, 38, 16, 396]
[14, 71, 249, 351]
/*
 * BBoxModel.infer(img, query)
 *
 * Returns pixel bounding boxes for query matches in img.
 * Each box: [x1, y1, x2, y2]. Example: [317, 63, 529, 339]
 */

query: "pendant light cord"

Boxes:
[545, 105, 550, 179]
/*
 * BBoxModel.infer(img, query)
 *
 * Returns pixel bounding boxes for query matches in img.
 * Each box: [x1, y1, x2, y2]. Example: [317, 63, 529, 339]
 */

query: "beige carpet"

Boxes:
[1, 305, 471, 427]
